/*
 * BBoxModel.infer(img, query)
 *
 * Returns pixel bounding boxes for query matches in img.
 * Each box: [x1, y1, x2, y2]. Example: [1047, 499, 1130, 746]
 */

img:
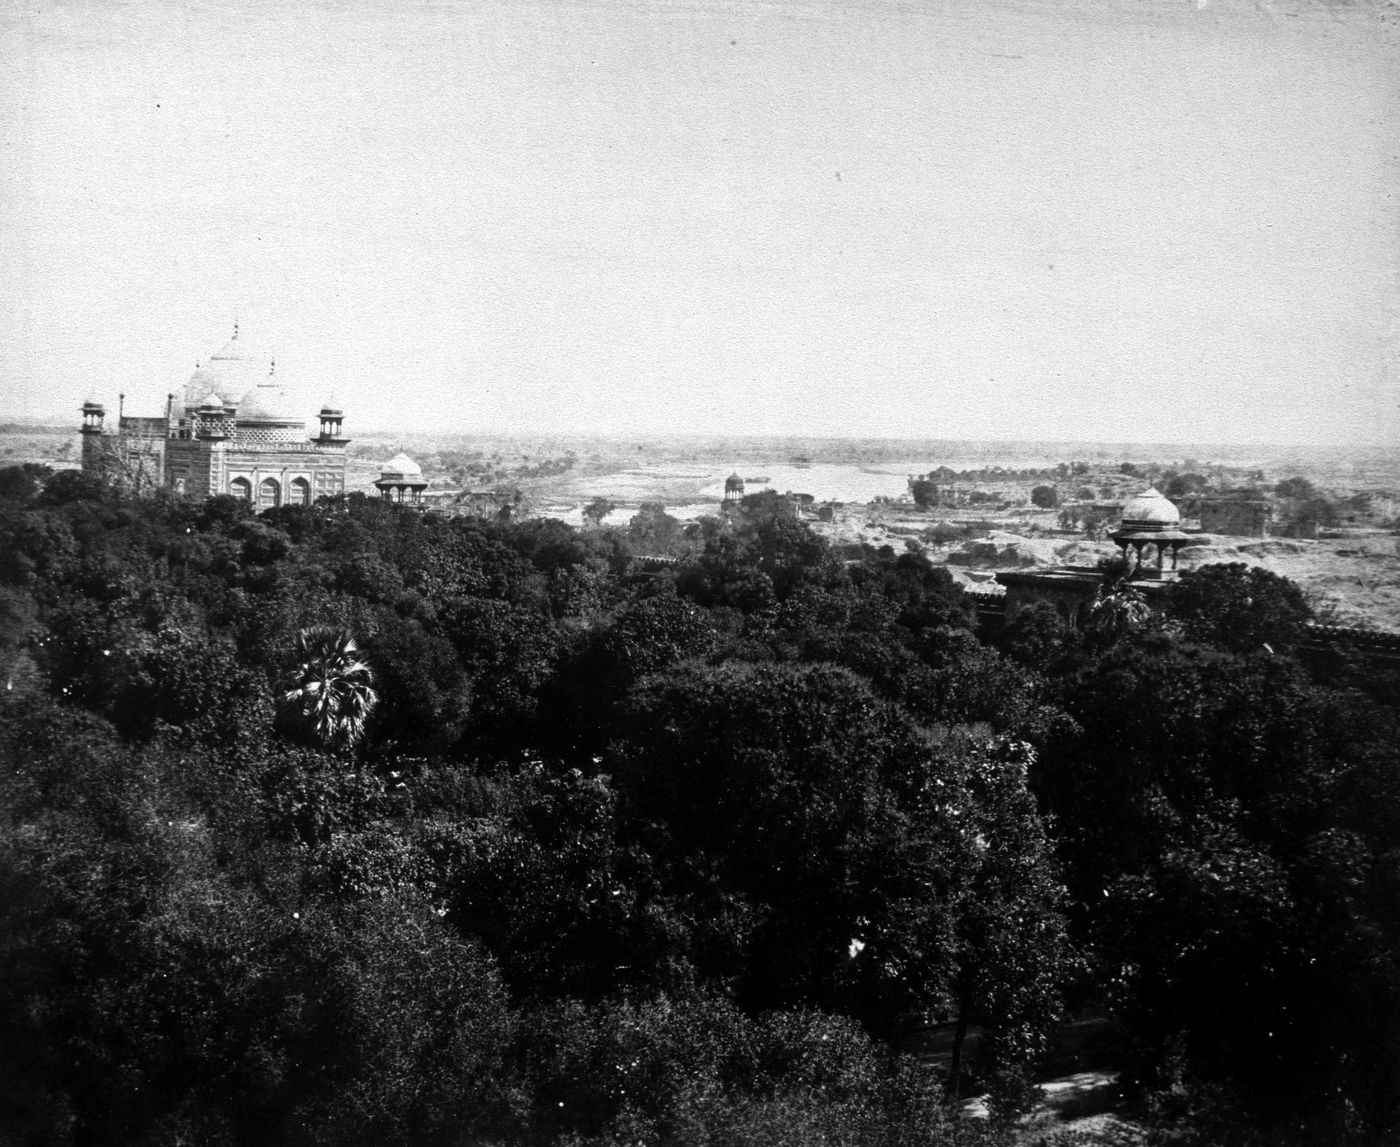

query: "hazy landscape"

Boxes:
[3, 0, 1399, 1144]
[10, 422, 1397, 631]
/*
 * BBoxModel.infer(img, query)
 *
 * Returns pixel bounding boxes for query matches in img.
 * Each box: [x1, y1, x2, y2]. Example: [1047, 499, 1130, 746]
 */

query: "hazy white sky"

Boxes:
[2, 0, 1397, 444]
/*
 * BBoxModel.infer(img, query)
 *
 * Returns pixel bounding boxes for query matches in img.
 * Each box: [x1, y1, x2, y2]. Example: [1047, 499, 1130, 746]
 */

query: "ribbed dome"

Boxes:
[379, 452, 424, 482]
[1120, 486, 1181, 530]
[725, 472, 745, 491]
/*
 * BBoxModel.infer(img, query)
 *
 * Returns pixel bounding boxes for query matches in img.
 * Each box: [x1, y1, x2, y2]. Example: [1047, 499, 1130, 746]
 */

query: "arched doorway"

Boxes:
[257, 477, 281, 509]
[230, 477, 252, 501]
[290, 477, 311, 506]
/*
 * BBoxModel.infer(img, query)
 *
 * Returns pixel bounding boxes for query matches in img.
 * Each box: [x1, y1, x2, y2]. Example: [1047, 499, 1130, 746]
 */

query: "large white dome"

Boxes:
[236, 383, 304, 424]
[183, 327, 270, 409]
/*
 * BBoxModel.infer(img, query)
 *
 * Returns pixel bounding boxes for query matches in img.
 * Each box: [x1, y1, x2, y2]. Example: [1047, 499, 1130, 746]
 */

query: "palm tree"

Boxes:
[1087, 585, 1153, 643]
[279, 626, 378, 752]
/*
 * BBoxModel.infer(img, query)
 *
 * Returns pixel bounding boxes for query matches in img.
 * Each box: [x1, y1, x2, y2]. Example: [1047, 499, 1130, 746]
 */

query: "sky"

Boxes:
[2, 0, 1397, 445]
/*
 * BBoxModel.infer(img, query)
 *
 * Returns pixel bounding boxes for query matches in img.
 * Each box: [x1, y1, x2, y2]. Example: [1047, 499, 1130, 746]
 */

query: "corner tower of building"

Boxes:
[78, 392, 114, 476]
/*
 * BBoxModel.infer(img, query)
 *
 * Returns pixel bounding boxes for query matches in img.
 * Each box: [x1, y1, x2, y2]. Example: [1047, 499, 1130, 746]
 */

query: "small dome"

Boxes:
[196, 391, 227, 410]
[81, 391, 105, 411]
[1119, 486, 1181, 530]
[724, 472, 745, 491]
[379, 452, 424, 482]
[319, 392, 343, 416]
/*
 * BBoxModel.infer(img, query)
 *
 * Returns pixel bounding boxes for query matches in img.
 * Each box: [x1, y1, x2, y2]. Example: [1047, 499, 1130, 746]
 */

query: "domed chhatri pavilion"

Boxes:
[994, 485, 1188, 628]
[1111, 486, 1191, 578]
[723, 472, 746, 504]
[80, 324, 348, 505]
[375, 452, 428, 507]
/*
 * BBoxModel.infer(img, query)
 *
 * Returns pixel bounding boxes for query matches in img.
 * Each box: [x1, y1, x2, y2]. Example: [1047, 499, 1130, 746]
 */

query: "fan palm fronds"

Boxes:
[279, 626, 378, 752]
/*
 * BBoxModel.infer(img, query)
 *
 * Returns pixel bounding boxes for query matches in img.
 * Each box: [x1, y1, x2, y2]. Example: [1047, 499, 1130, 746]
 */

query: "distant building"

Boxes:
[1199, 499, 1271, 538]
[994, 486, 1187, 626]
[740, 489, 801, 520]
[1110, 487, 1189, 579]
[997, 566, 1137, 629]
[375, 452, 428, 508]
[80, 324, 348, 505]
[1277, 512, 1319, 540]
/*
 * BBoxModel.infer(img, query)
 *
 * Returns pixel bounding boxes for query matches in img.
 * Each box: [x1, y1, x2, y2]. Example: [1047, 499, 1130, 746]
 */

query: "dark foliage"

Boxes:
[0, 464, 1395, 1145]
[1165, 562, 1313, 654]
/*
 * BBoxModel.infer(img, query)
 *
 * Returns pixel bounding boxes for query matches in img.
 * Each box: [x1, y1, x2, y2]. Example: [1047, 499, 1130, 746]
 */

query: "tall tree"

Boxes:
[1164, 562, 1312, 655]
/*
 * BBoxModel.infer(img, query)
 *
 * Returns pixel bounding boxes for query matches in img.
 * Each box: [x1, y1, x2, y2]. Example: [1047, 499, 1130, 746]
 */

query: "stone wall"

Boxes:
[1199, 500, 1271, 538]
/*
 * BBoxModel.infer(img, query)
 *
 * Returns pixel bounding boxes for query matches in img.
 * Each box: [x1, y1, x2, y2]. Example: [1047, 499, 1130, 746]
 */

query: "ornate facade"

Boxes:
[80, 325, 348, 506]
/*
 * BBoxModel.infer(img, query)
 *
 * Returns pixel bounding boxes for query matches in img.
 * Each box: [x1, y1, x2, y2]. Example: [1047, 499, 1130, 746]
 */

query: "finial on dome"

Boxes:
[269, 358, 275, 376]
[232, 319, 239, 340]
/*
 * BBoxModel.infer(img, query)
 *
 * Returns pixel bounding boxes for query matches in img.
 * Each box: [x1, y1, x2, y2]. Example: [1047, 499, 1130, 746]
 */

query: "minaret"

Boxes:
[317, 394, 347, 444]
[80, 393, 106, 473]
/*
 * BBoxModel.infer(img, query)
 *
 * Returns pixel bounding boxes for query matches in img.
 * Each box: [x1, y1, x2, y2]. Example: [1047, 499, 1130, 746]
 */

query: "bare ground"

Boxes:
[812, 504, 1400, 632]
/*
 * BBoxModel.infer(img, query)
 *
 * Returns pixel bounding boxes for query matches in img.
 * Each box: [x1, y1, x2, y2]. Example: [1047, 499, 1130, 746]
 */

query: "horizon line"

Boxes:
[1, 413, 1393, 455]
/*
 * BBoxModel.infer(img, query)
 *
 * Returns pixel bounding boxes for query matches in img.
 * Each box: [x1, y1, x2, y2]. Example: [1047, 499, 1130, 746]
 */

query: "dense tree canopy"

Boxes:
[1165, 561, 1313, 654]
[0, 464, 1396, 1145]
